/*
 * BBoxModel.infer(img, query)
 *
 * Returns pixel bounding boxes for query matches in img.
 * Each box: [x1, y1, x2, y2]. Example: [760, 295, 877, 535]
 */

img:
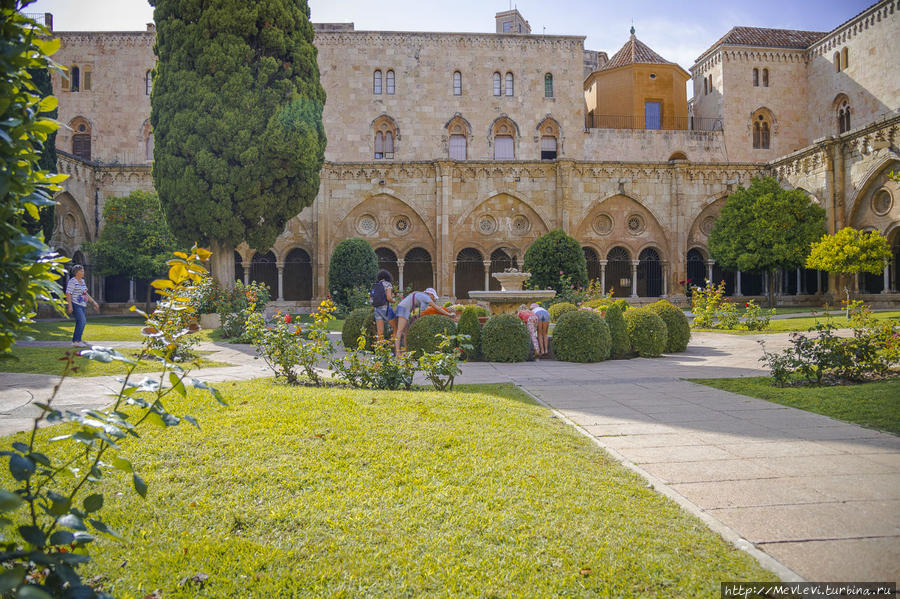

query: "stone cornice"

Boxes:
[57, 31, 154, 47]
[807, 0, 898, 57]
[315, 30, 584, 51]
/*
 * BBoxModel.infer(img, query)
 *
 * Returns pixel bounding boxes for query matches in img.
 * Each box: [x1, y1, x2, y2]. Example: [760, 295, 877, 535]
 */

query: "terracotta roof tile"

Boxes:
[600, 35, 673, 70]
[714, 26, 827, 50]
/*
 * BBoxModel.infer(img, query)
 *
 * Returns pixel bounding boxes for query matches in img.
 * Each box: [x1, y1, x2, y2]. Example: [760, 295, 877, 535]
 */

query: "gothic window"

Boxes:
[537, 117, 560, 160]
[491, 117, 517, 160]
[70, 66, 80, 92]
[762, 68, 769, 87]
[752, 68, 759, 87]
[453, 71, 462, 96]
[373, 70, 382, 94]
[446, 115, 469, 160]
[540, 136, 557, 160]
[504, 72, 514, 96]
[70, 117, 91, 161]
[373, 115, 397, 159]
[707, 74, 712, 93]
[835, 96, 851, 134]
[752, 110, 773, 149]
[386, 69, 395, 95]
[834, 52, 841, 72]
[449, 135, 466, 160]
[544, 73, 553, 98]
[82, 66, 92, 91]
[492, 72, 501, 96]
[841, 47, 849, 70]
[703, 77, 707, 95]
[145, 70, 152, 95]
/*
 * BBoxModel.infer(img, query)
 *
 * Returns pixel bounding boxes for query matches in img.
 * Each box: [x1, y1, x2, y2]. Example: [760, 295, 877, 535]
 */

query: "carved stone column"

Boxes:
[662, 261, 669, 296]
[882, 259, 891, 294]
[706, 260, 714, 285]
[796, 268, 801, 295]
[128, 279, 135, 304]
[397, 259, 405, 293]
[734, 271, 742, 297]
[483, 260, 491, 291]
[276, 263, 285, 302]
[630, 260, 639, 299]
[599, 260, 607, 296]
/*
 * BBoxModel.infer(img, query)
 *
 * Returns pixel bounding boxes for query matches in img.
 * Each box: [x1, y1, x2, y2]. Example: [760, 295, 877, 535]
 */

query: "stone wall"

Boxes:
[582, 127, 726, 163]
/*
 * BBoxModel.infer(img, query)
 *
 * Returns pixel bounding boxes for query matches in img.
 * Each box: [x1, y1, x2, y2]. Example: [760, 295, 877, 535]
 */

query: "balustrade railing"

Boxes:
[585, 114, 723, 132]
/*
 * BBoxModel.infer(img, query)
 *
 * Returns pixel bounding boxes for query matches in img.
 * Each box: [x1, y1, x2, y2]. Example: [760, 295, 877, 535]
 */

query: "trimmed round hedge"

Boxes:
[328, 238, 377, 309]
[341, 307, 392, 350]
[581, 298, 612, 311]
[481, 314, 531, 362]
[456, 306, 483, 360]
[552, 309, 610, 363]
[406, 314, 456, 356]
[604, 299, 631, 358]
[548, 301, 576, 323]
[622, 307, 667, 358]
[648, 300, 691, 353]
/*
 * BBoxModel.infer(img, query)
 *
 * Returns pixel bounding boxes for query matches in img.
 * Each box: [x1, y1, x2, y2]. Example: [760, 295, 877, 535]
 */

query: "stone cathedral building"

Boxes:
[43, 1, 900, 307]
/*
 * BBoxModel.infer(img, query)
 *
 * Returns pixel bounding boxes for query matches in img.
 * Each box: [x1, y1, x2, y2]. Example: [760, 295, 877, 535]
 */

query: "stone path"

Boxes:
[1, 331, 898, 583]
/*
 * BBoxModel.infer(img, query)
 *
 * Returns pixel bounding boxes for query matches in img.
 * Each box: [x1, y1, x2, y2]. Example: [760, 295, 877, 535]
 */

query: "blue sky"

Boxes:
[27, 0, 874, 70]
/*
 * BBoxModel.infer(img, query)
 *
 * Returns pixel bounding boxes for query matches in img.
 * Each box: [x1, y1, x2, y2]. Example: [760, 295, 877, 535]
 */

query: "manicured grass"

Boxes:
[689, 377, 900, 435]
[5, 382, 775, 597]
[0, 347, 230, 377]
[693, 310, 900, 335]
[296, 313, 344, 332]
[28, 317, 216, 343]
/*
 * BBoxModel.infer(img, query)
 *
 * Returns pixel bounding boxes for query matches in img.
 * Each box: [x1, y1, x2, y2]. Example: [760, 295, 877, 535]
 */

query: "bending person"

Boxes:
[531, 303, 550, 356]
[393, 287, 453, 356]
[517, 304, 540, 357]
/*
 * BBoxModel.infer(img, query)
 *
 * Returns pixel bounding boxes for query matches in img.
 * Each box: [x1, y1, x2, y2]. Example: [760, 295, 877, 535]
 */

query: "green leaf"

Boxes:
[17, 525, 45, 547]
[0, 490, 23, 512]
[37, 96, 57, 113]
[169, 372, 187, 397]
[0, 566, 26, 593]
[33, 37, 61, 56]
[48, 530, 74, 546]
[89, 518, 121, 539]
[16, 585, 53, 599]
[57, 513, 85, 531]
[83, 493, 103, 513]
[24, 202, 39, 220]
[183, 415, 200, 429]
[8, 455, 35, 481]
[47, 491, 70, 516]
[132, 473, 147, 498]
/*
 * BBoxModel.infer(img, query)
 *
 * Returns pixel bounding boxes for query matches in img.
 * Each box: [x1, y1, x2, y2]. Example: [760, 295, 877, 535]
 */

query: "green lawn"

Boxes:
[689, 377, 900, 435]
[0, 347, 231, 377]
[27, 317, 217, 343]
[5, 382, 775, 597]
[693, 310, 900, 334]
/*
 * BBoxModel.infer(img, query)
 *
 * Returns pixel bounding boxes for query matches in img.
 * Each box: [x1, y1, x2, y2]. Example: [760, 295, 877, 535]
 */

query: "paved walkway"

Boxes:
[1, 331, 898, 583]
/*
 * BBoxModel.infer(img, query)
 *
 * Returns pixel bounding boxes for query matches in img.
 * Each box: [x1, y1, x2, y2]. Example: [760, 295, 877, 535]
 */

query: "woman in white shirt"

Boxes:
[65, 264, 99, 347]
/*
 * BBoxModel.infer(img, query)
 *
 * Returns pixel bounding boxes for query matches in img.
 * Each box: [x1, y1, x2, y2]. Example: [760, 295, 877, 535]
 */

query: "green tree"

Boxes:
[708, 177, 825, 307]
[522, 229, 588, 292]
[0, 4, 68, 358]
[328, 238, 377, 309]
[23, 65, 57, 241]
[84, 191, 178, 311]
[806, 227, 891, 304]
[150, 0, 326, 288]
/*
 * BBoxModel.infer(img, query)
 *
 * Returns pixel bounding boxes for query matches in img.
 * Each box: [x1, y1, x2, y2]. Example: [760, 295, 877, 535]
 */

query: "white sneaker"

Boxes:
[71, 342, 81, 347]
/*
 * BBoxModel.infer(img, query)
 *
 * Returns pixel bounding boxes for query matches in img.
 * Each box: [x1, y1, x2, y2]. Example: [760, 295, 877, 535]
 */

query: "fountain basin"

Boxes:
[468, 289, 557, 315]
[491, 272, 531, 291]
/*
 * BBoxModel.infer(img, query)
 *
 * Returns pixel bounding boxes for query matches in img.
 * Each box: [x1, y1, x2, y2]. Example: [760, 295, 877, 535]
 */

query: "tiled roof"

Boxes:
[713, 26, 827, 50]
[600, 34, 673, 70]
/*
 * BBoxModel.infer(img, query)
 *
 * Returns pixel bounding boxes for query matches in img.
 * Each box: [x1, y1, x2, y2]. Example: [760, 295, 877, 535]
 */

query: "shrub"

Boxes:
[623, 308, 668, 358]
[581, 298, 612, 311]
[522, 229, 588, 292]
[342, 307, 371, 349]
[406, 314, 456, 356]
[648, 300, 691, 353]
[465, 304, 489, 318]
[481, 314, 531, 362]
[456, 306, 483, 360]
[604, 300, 631, 358]
[742, 299, 775, 331]
[691, 281, 739, 329]
[328, 238, 377, 309]
[552, 310, 610, 362]
[548, 301, 576, 323]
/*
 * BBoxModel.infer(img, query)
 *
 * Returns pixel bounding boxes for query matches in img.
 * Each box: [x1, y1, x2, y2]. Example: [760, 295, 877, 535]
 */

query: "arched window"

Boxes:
[492, 72, 501, 96]
[841, 47, 849, 70]
[707, 74, 712, 93]
[446, 115, 469, 160]
[762, 68, 769, 87]
[752, 68, 759, 87]
[453, 71, 462, 96]
[70, 66, 80, 92]
[250, 251, 278, 294]
[751, 109, 773, 150]
[606, 246, 631, 299]
[544, 73, 553, 98]
[373, 115, 398, 159]
[70, 117, 91, 161]
[82, 66, 92, 91]
[637, 248, 662, 298]
[537, 117, 560, 160]
[373, 70, 382, 94]
[455, 248, 484, 299]
[504, 72, 514, 96]
[386, 69, 395, 95]
[834, 52, 841, 72]
[145, 70, 152, 95]
[283, 248, 313, 301]
[491, 117, 517, 160]
[835, 96, 851, 134]
[703, 77, 708, 95]
[404, 248, 433, 292]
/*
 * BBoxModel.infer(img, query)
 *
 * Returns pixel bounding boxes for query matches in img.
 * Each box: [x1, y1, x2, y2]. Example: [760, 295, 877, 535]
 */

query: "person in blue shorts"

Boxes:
[393, 287, 454, 356]
[531, 303, 551, 356]
[370, 269, 396, 342]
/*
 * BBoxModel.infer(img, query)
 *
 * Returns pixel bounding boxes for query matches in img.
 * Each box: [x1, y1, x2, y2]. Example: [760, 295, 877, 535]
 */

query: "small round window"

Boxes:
[649, 73, 657, 79]
[872, 189, 893, 216]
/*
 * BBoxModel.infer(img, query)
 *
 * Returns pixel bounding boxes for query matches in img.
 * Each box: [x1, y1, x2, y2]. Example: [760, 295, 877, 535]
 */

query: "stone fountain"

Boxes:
[468, 269, 556, 315]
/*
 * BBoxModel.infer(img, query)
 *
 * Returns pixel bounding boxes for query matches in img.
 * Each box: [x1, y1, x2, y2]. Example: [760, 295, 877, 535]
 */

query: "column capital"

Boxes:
[598, 260, 608, 267]
[630, 260, 640, 267]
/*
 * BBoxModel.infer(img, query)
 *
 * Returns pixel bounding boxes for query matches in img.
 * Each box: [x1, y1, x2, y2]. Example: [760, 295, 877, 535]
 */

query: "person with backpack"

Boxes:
[371, 269, 396, 342]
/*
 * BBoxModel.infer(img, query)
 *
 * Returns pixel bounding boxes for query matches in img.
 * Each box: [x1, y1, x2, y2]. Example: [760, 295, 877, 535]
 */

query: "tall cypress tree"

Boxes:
[149, 0, 326, 287]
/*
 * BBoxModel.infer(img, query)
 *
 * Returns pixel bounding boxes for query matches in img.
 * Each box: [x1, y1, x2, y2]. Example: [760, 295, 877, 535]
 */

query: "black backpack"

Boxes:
[370, 281, 387, 307]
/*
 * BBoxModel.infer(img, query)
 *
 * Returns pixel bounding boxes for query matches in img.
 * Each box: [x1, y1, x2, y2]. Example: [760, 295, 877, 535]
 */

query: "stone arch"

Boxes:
[444, 113, 472, 136]
[575, 194, 669, 258]
[687, 195, 727, 250]
[68, 116, 93, 161]
[454, 247, 485, 299]
[51, 192, 92, 249]
[371, 114, 399, 159]
[848, 156, 900, 229]
[334, 193, 434, 255]
[283, 247, 313, 302]
[749, 106, 776, 149]
[489, 115, 519, 160]
[575, 191, 667, 237]
[668, 151, 688, 161]
[536, 116, 561, 160]
[454, 192, 551, 254]
[489, 114, 520, 138]
[445, 114, 471, 160]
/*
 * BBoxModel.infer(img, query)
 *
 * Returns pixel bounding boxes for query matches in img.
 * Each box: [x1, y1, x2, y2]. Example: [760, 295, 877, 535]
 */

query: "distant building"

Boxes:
[47, 1, 899, 306]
